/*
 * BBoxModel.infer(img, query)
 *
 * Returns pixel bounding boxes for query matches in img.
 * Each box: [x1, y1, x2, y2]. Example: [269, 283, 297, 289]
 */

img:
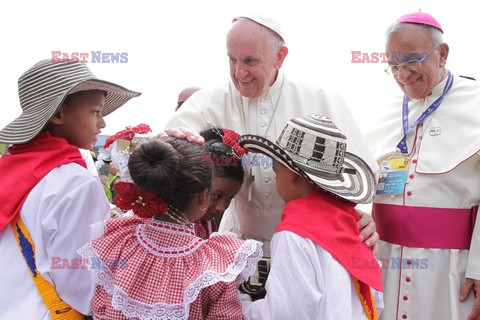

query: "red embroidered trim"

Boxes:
[150, 220, 195, 235]
[137, 224, 203, 255]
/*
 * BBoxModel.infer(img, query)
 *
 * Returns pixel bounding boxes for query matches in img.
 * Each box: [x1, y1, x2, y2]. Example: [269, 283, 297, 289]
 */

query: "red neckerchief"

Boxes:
[0, 132, 86, 231]
[276, 189, 383, 292]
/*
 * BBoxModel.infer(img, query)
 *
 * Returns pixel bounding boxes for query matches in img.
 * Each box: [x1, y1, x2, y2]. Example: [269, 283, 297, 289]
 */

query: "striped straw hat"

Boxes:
[0, 59, 141, 144]
[238, 114, 376, 204]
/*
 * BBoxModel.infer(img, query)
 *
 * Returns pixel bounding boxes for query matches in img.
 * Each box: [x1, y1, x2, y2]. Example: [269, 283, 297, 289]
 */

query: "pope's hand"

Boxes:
[158, 127, 204, 144]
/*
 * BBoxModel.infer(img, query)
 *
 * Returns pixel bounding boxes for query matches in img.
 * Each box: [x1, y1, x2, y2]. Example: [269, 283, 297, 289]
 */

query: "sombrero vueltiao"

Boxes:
[0, 59, 141, 144]
[238, 114, 376, 204]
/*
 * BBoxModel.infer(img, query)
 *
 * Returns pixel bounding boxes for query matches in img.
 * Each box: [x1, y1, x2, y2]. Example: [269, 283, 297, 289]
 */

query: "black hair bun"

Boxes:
[199, 127, 224, 142]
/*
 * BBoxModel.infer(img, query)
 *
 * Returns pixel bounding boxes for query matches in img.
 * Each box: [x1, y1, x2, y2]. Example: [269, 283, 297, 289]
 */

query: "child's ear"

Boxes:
[49, 106, 65, 125]
[197, 188, 210, 212]
[289, 171, 300, 183]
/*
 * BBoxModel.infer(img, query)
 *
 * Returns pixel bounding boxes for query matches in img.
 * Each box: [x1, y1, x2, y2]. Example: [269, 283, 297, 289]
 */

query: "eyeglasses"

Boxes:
[384, 45, 440, 75]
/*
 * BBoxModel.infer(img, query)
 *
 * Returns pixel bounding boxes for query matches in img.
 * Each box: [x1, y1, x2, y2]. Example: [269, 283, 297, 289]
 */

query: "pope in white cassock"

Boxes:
[166, 14, 379, 259]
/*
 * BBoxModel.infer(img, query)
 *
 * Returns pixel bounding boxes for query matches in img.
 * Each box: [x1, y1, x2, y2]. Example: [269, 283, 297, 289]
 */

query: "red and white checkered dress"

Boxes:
[79, 216, 262, 320]
[194, 220, 217, 240]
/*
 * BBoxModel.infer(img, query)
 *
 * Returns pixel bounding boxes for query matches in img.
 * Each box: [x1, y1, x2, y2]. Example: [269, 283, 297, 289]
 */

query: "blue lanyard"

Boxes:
[396, 71, 454, 154]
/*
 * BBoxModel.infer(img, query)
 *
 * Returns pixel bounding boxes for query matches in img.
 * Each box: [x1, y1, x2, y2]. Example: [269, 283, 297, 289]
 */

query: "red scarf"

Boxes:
[0, 132, 86, 231]
[276, 189, 383, 319]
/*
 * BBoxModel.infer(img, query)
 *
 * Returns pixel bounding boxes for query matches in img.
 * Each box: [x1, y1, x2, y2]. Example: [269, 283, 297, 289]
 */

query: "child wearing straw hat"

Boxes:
[0, 59, 140, 319]
[237, 114, 384, 320]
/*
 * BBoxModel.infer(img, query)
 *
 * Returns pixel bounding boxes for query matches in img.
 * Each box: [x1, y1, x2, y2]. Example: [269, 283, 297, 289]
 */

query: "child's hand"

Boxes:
[158, 127, 205, 144]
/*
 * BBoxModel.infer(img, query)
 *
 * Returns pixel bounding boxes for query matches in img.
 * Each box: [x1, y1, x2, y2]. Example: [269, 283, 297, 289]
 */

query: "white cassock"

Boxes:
[364, 73, 480, 320]
[165, 71, 378, 255]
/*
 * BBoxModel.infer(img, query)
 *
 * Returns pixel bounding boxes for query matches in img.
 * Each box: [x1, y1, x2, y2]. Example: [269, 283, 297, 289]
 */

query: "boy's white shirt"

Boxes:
[79, 148, 99, 177]
[0, 163, 110, 320]
[240, 230, 384, 320]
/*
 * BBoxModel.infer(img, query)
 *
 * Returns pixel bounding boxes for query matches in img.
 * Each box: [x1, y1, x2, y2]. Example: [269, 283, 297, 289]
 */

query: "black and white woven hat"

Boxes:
[0, 59, 141, 144]
[237, 114, 376, 204]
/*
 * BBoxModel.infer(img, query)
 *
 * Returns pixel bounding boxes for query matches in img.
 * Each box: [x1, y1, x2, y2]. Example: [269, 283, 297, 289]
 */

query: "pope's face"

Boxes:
[386, 24, 448, 100]
[227, 20, 287, 99]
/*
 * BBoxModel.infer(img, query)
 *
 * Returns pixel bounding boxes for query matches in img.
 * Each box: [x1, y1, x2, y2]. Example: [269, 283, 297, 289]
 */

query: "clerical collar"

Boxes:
[259, 70, 285, 99]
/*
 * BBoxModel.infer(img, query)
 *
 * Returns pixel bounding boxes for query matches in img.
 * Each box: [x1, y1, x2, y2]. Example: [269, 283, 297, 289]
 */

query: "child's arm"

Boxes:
[241, 231, 325, 320]
[203, 281, 243, 319]
[36, 166, 110, 315]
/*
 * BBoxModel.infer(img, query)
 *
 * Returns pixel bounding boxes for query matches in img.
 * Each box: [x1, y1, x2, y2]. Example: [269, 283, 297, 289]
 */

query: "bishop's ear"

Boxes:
[438, 43, 449, 68]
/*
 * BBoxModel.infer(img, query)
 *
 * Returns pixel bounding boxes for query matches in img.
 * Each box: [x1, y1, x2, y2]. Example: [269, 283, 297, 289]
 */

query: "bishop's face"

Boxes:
[386, 24, 448, 100]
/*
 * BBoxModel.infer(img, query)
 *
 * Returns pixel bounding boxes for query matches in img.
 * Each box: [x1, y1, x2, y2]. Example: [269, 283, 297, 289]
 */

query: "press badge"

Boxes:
[376, 155, 410, 195]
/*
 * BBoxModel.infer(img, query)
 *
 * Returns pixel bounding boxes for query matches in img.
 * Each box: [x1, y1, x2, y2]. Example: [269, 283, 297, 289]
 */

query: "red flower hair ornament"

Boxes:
[222, 128, 248, 157]
[103, 124, 152, 149]
[113, 182, 168, 218]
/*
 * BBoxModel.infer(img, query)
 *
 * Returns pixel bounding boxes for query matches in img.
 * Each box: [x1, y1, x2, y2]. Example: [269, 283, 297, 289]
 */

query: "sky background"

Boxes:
[1, 0, 479, 137]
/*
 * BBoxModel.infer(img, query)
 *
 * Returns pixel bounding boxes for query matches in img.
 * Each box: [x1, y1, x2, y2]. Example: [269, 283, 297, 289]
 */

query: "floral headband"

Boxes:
[103, 124, 165, 218]
[217, 128, 248, 157]
[103, 123, 152, 149]
[105, 125, 244, 219]
[113, 181, 168, 217]
[102, 124, 153, 182]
